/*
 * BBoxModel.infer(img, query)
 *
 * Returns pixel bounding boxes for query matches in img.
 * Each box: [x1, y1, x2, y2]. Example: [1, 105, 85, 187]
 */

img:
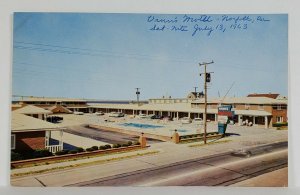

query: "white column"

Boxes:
[188, 112, 191, 118]
[253, 116, 255, 125]
[177, 112, 179, 120]
[60, 130, 63, 147]
[238, 115, 242, 126]
[265, 116, 269, 129]
[45, 131, 50, 147]
[215, 114, 218, 122]
[146, 110, 148, 115]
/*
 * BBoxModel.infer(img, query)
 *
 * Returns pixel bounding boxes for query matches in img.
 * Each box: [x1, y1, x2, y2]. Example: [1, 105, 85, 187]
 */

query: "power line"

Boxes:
[13, 41, 197, 64]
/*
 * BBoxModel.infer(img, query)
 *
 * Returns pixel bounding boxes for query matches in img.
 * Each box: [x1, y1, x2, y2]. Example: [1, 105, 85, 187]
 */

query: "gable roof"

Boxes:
[13, 105, 52, 115]
[11, 113, 62, 132]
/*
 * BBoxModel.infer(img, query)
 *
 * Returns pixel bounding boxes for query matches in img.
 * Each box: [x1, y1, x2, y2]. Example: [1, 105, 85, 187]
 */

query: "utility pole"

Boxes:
[199, 61, 214, 144]
[135, 88, 140, 104]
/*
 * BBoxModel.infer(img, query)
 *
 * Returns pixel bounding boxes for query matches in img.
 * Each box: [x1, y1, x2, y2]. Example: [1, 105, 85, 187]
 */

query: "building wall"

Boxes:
[13, 131, 45, 152]
[272, 108, 288, 123]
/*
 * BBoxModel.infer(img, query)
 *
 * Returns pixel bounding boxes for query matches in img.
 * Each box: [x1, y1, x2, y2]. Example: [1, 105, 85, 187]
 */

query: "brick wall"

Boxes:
[14, 131, 45, 152]
[272, 109, 288, 123]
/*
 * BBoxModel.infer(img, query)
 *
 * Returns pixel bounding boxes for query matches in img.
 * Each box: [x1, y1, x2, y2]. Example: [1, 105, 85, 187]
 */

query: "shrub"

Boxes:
[133, 141, 140, 145]
[91, 146, 99, 150]
[76, 147, 85, 153]
[127, 141, 133, 146]
[33, 149, 53, 158]
[11, 151, 22, 161]
[121, 143, 128, 147]
[273, 122, 288, 127]
[68, 150, 78, 154]
[86, 147, 95, 152]
[99, 145, 107, 150]
[105, 144, 112, 149]
[112, 144, 121, 148]
[55, 150, 69, 156]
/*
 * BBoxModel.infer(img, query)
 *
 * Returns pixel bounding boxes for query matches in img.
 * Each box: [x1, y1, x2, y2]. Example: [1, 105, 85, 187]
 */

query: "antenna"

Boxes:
[220, 81, 235, 105]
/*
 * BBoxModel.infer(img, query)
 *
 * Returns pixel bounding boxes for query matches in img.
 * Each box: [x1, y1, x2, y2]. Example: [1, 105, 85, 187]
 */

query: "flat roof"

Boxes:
[11, 113, 64, 132]
[234, 110, 272, 116]
[192, 97, 288, 105]
[18, 97, 87, 102]
[89, 103, 218, 114]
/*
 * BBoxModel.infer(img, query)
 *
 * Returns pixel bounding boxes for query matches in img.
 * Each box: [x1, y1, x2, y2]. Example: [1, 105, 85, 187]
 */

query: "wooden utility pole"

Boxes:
[199, 61, 214, 144]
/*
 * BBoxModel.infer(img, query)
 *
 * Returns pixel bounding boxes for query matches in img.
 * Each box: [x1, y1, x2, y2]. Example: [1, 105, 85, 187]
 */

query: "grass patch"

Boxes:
[276, 126, 288, 130]
[12, 147, 147, 169]
[188, 139, 232, 147]
[11, 150, 159, 178]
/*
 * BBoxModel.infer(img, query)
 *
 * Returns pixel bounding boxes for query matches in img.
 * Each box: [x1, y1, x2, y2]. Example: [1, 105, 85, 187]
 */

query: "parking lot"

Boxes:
[53, 113, 288, 148]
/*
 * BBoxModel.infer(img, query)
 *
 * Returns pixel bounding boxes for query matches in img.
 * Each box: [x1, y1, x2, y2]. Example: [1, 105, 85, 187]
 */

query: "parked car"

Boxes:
[181, 117, 192, 124]
[151, 115, 163, 119]
[94, 111, 104, 115]
[163, 116, 173, 121]
[137, 113, 147, 118]
[108, 112, 125, 117]
[193, 118, 203, 124]
[73, 111, 84, 115]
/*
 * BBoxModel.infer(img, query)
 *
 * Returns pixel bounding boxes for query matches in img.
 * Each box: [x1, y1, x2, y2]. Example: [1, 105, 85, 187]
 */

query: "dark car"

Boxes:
[151, 115, 163, 119]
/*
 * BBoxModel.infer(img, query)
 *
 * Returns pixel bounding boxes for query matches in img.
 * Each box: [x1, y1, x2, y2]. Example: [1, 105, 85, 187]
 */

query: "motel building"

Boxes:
[11, 105, 65, 153]
[12, 93, 288, 129]
[88, 93, 288, 129]
[12, 97, 88, 113]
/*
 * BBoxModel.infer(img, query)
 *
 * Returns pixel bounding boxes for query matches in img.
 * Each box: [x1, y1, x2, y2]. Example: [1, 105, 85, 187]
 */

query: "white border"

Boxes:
[1, 0, 300, 194]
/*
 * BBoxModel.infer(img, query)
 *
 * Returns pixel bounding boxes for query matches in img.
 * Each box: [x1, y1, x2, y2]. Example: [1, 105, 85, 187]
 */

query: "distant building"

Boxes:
[247, 93, 280, 99]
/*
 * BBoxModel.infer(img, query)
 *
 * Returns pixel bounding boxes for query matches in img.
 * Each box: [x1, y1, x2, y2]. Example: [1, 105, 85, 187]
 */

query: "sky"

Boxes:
[12, 13, 288, 100]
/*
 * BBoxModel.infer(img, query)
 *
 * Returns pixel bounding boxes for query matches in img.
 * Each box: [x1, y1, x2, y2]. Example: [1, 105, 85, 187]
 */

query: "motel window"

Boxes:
[258, 104, 264, 110]
[245, 104, 250, 109]
[276, 116, 283, 123]
[11, 134, 16, 150]
[277, 105, 282, 110]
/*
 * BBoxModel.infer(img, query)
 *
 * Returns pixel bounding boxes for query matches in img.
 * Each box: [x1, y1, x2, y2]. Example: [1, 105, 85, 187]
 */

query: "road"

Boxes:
[68, 142, 287, 186]
[64, 125, 163, 144]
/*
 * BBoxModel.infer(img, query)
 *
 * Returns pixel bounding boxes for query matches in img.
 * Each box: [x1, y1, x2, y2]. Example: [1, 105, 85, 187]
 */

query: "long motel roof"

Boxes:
[11, 113, 64, 132]
[191, 97, 288, 105]
[20, 97, 87, 102]
[88, 103, 219, 114]
[13, 105, 52, 115]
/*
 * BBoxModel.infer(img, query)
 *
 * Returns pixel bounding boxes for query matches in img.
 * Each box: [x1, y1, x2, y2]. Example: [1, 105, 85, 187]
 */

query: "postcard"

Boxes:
[10, 13, 288, 187]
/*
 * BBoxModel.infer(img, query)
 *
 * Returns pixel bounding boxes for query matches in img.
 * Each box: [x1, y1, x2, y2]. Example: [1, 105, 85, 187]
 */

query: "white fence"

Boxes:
[46, 145, 63, 153]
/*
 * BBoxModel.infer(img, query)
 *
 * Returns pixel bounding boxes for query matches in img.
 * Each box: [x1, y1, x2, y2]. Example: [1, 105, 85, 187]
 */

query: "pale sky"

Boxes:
[12, 13, 288, 100]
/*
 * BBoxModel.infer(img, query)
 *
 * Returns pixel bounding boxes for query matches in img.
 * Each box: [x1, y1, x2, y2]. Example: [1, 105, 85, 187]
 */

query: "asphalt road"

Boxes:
[64, 125, 163, 144]
[69, 141, 288, 186]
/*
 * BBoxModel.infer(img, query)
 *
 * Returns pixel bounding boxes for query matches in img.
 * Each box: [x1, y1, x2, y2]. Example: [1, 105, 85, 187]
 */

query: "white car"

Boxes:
[108, 112, 125, 117]
[138, 114, 147, 118]
[181, 117, 192, 124]
[73, 111, 84, 115]
[94, 111, 104, 115]
[193, 118, 203, 124]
